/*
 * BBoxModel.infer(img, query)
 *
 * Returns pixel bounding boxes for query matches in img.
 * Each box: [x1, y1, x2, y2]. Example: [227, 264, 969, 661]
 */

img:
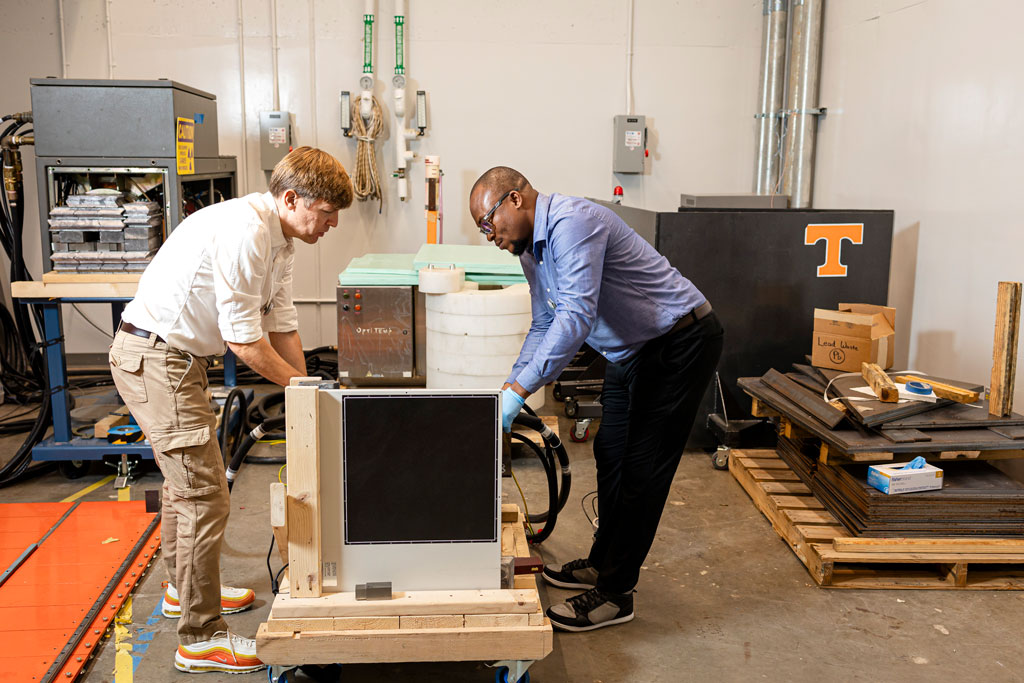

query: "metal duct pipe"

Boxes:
[754, 0, 788, 195]
[781, 0, 824, 208]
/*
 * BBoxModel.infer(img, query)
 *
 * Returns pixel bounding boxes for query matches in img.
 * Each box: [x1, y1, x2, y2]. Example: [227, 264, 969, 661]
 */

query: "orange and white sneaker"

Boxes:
[174, 631, 265, 674]
[162, 584, 256, 618]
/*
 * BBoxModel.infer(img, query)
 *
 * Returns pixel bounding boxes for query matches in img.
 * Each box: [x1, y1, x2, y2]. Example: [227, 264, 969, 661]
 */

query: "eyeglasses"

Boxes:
[478, 188, 519, 235]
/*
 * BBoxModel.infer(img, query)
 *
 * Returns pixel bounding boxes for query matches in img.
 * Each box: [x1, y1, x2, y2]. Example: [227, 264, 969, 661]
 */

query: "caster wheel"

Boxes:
[711, 446, 730, 471]
[59, 460, 91, 480]
[564, 397, 578, 418]
[570, 426, 589, 443]
[496, 667, 531, 683]
[552, 386, 564, 402]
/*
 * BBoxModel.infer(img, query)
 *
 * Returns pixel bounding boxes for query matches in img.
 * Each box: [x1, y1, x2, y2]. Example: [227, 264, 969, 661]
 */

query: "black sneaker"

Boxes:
[542, 558, 598, 589]
[546, 587, 634, 632]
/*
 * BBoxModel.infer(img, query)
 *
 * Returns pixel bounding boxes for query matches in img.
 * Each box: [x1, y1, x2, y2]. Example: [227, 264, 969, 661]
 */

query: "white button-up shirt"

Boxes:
[123, 192, 298, 357]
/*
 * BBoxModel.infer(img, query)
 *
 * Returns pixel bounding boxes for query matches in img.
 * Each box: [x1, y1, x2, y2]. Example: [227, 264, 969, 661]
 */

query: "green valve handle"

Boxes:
[362, 14, 374, 74]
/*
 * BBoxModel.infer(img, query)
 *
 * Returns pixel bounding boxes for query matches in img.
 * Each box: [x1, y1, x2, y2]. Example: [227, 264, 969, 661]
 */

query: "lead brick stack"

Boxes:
[122, 201, 163, 272]
[48, 192, 126, 271]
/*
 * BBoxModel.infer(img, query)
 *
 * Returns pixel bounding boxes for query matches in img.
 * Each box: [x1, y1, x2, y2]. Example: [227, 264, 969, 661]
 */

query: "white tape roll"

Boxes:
[417, 266, 465, 294]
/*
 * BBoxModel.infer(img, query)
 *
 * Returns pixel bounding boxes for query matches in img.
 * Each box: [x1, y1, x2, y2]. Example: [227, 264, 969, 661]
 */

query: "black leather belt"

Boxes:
[119, 320, 165, 344]
[665, 301, 713, 336]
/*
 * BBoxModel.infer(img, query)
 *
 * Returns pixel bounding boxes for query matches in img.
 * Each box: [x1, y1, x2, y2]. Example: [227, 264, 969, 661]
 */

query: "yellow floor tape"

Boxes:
[117, 485, 131, 502]
[61, 474, 116, 503]
[114, 597, 133, 682]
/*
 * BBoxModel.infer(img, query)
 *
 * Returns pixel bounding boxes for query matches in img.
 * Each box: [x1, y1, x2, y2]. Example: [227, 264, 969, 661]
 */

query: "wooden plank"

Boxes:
[891, 376, 982, 405]
[990, 281, 1022, 417]
[11, 280, 139, 299]
[737, 457, 790, 470]
[501, 504, 520, 523]
[286, 382, 322, 598]
[796, 525, 848, 543]
[750, 397, 780, 418]
[42, 271, 142, 283]
[270, 482, 289, 565]
[833, 538, 1024, 554]
[761, 369, 846, 429]
[761, 481, 812, 495]
[465, 613, 531, 628]
[265, 617, 336, 633]
[862, 362, 898, 402]
[335, 616, 400, 630]
[784, 509, 840, 525]
[269, 589, 541, 619]
[256, 621, 553, 665]
[938, 450, 981, 460]
[747, 468, 800, 482]
[400, 615, 465, 629]
[769, 494, 825, 510]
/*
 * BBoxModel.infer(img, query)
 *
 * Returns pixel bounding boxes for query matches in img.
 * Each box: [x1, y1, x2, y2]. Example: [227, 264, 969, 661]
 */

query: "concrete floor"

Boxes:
[3, 390, 1024, 683]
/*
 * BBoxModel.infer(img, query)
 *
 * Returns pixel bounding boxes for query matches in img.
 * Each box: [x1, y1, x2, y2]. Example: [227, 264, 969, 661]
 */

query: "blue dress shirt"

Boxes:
[507, 193, 708, 394]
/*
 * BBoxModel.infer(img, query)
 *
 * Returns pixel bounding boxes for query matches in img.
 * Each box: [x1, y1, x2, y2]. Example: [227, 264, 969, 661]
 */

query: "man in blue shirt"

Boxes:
[469, 167, 723, 632]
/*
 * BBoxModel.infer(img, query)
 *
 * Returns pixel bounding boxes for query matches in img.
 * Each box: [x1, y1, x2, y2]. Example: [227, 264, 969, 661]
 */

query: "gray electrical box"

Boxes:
[259, 111, 292, 170]
[612, 114, 646, 174]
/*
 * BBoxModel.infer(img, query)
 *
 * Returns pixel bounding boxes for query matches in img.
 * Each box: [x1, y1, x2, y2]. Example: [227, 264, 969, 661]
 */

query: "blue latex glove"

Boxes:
[902, 456, 927, 470]
[501, 387, 526, 433]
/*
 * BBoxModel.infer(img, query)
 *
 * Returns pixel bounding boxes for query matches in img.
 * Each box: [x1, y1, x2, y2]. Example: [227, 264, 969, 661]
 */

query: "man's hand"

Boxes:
[227, 337, 304, 387]
[501, 386, 527, 433]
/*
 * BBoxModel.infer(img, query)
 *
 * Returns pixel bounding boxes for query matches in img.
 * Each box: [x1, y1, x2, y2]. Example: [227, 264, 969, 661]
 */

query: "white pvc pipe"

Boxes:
[236, 0, 249, 194]
[270, 0, 280, 111]
[309, 0, 318, 146]
[105, 0, 114, 78]
[625, 0, 634, 115]
[58, 0, 68, 78]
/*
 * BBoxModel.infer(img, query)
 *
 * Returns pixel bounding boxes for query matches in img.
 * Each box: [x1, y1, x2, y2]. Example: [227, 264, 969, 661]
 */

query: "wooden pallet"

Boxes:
[256, 504, 552, 664]
[729, 449, 1024, 589]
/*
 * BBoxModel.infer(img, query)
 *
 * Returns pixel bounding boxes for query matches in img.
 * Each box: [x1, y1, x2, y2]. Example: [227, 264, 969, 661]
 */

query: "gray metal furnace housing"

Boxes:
[29, 78, 237, 270]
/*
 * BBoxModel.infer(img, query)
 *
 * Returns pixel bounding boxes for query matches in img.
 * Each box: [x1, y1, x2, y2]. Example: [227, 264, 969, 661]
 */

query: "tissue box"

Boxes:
[867, 462, 943, 495]
[812, 303, 896, 372]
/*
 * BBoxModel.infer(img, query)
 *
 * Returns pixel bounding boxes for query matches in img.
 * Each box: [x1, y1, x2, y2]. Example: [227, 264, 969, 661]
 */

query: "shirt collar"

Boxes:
[531, 192, 551, 260]
[259, 192, 291, 249]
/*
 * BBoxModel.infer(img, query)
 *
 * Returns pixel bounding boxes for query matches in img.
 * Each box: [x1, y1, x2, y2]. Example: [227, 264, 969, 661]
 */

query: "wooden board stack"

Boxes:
[256, 504, 552, 665]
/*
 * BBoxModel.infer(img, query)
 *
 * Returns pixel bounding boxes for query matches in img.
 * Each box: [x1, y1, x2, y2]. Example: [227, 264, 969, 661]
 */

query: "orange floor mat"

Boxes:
[0, 501, 160, 682]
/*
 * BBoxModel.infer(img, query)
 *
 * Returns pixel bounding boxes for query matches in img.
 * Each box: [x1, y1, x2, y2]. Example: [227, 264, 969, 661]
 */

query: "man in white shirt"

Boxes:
[109, 147, 352, 674]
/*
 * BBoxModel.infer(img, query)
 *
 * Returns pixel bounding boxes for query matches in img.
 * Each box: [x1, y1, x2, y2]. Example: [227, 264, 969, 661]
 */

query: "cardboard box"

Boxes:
[811, 303, 896, 372]
[867, 462, 944, 495]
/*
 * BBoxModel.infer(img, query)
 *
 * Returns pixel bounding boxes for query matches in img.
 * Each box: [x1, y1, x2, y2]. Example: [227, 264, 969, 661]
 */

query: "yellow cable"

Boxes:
[509, 466, 535, 536]
[278, 464, 286, 484]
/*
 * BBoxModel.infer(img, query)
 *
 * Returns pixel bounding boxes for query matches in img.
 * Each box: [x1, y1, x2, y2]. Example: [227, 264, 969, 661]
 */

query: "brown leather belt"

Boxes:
[119, 320, 165, 344]
[665, 301, 713, 336]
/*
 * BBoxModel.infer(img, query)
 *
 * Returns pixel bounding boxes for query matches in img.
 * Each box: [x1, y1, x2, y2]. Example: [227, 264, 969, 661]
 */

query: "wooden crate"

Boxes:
[257, 503, 552, 664]
[730, 449, 1024, 589]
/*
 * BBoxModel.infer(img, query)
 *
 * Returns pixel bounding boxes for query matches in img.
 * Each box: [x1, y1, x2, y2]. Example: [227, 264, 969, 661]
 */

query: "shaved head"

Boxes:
[471, 166, 530, 198]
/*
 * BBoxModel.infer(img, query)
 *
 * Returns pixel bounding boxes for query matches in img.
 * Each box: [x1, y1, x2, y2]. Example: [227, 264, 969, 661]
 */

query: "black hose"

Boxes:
[219, 387, 249, 465]
[226, 414, 286, 491]
[509, 411, 572, 544]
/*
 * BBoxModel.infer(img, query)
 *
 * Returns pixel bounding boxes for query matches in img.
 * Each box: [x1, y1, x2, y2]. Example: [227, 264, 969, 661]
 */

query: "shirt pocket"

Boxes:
[109, 348, 148, 404]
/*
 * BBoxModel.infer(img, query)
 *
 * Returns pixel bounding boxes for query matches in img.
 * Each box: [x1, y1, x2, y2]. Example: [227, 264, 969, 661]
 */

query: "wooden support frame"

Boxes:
[861, 362, 898, 402]
[990, 281, 1022, 417]
[285, 377, 323, 598]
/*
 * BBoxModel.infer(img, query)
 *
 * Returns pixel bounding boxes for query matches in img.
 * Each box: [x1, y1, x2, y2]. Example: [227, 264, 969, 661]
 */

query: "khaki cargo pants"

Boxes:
[108, 329, 229, 645]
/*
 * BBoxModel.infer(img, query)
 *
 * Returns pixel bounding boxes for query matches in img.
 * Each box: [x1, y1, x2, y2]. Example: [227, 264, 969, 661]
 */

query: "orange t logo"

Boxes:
[804, 224, 864, 277]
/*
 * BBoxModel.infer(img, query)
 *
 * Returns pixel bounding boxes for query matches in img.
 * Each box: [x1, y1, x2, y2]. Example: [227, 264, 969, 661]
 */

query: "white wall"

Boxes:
[0, 0, 762, 352]
[4, 0, 1023, 415]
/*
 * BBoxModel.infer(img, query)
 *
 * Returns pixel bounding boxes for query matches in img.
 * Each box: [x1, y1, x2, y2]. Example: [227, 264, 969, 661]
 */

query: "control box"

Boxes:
[259, 111, 292, 170]
[612, 114, 646, 174]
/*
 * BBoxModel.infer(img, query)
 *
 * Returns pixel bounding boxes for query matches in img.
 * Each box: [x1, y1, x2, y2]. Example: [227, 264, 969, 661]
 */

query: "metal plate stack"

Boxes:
[48, 193, 163, 272]
[48, 191, 125, 271]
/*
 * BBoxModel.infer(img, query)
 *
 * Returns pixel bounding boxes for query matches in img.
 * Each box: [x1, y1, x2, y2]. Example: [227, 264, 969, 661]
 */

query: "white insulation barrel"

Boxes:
[425, 283, 545, 410]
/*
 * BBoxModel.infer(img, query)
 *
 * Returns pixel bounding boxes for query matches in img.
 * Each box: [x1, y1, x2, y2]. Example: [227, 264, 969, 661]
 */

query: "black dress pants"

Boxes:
[587, 312, 724, 594]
